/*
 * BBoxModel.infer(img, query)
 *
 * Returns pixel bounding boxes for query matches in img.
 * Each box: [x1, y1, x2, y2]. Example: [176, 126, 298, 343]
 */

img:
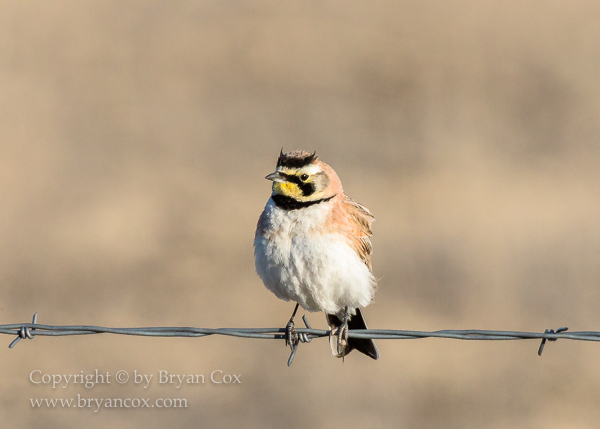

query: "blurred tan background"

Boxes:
[2, 1, 600, 428]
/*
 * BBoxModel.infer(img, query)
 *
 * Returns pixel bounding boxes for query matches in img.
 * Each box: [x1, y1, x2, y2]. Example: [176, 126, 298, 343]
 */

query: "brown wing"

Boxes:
[341, 195, 375, 271]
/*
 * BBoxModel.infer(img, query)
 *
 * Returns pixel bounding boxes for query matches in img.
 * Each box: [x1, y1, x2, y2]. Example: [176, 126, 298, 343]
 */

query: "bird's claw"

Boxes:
[286, 319, 300, 367]
[330, 319, 349, 360]
[332, 306, 350, 360]
[285, 319, 299, 350]
[337, 324, 349, 348]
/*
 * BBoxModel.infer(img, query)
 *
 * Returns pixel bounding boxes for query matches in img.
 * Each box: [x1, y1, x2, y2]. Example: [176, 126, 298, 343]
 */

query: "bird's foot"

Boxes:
[285, 318, 299, 350]
[336, 323, 349, 349]
[331, 306, 349, 359]
[285, 303, 300, 350]
[285, 304, 301, 367]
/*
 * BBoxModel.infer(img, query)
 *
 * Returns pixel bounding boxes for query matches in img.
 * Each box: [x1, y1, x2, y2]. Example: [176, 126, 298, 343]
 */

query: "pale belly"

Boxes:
[254, 230, 376, 316]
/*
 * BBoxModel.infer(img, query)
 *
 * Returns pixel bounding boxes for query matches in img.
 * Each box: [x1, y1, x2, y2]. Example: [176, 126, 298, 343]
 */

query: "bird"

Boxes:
[254, 149, 379, 361]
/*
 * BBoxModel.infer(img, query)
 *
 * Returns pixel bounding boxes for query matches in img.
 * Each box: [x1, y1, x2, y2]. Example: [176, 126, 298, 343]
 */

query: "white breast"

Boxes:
[254, 199, 376, 316]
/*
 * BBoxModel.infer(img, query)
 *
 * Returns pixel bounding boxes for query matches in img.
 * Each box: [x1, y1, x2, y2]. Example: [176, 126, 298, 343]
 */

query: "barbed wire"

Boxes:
[1, 313, 595, 365]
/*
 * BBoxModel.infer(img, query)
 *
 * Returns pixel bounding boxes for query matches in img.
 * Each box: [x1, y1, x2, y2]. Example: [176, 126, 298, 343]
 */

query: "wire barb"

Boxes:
[9, 313, 38, 349]
[299, 315, 312, 343]
[537, 327, 568, 356]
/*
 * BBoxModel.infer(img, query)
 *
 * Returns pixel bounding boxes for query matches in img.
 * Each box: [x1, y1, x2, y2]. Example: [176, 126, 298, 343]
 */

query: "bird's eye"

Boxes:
[300, 174, 309, 181]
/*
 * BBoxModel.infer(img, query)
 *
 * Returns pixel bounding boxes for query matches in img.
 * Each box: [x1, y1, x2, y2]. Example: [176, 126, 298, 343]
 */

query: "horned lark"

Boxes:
[254, 150, 379, 360]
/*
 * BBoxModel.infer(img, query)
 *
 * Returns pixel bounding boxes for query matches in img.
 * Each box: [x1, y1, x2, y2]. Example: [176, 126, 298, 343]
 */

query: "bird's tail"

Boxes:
[326, 308, 379, 360]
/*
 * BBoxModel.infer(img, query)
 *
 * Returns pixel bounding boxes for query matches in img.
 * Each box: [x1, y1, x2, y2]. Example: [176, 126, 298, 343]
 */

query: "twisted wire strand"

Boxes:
[3, 313, 585, 364]
[2, 314, 597, 343]
[3, 326, 596, 340]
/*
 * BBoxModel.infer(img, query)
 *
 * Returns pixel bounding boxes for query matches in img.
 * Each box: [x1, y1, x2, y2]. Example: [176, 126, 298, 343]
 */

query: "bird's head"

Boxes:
[265, 149, 341, 203]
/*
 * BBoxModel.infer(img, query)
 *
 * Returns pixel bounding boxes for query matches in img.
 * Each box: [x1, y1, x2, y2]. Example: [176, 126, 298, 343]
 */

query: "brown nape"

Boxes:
[277, 150, 318, 168]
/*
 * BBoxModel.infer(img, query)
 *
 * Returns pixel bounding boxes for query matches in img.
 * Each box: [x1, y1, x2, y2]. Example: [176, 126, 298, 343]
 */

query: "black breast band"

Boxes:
[272, 194, 335, 211]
